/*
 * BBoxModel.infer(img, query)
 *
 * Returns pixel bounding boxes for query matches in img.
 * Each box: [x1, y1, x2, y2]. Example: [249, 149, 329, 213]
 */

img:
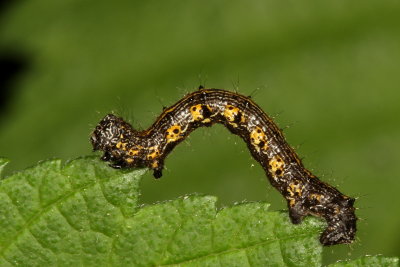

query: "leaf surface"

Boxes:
[0, 158, 397, 266]
[329, 255, 399, 267]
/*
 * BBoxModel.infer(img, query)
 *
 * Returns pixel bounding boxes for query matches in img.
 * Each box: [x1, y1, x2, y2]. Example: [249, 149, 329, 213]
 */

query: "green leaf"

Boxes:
[0, 157, 144, 266]
[112, 197, 324, 266]
[0, 157, 397, 266]
[329, 255, 399, 267]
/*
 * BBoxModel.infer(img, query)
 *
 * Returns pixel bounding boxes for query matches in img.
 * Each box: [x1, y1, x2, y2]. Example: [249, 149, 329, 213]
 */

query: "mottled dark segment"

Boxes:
[90, 88, 357, 246]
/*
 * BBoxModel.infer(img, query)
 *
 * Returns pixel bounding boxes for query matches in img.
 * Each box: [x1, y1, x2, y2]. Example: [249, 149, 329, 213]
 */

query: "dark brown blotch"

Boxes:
[258, 141, 265, 148]
[201, 105, 212, 118]
[233, 111, 243, 124]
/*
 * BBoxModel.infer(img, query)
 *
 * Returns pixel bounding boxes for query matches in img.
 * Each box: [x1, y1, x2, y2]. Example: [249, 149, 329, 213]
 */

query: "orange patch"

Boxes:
[147, 150, 160, 160]
[288, 182, 303, 197]
[116, 142, 127, 151]
[223, 105, 240, 122]
[166, 125, 182, 143]
[250, 126, 268, 152]
[269, 155, 285, 177]
[125, 158, 134, 164]
[128, 148, 139, 156]
[190, 104, 204, 121]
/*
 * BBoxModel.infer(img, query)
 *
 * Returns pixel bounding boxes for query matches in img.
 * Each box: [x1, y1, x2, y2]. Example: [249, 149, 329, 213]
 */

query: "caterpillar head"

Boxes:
[91, 114, 164, 178]
[91, 114, 132, 150]
[91, 114, 140, 165]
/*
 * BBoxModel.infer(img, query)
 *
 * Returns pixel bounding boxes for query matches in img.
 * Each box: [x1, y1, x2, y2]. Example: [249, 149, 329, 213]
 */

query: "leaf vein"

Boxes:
[0, 170, 113, 257]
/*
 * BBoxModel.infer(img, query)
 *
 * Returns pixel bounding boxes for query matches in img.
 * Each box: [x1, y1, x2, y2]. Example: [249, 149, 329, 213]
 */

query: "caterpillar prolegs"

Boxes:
[90, 88, 356, 246]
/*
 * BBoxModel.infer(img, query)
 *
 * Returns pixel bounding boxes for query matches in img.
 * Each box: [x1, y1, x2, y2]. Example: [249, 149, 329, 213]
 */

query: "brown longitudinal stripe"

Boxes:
[91, 87, 356, 246]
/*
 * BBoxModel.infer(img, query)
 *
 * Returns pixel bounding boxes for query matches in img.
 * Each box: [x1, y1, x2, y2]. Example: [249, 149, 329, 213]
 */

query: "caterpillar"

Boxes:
[90, 87, 356, 246]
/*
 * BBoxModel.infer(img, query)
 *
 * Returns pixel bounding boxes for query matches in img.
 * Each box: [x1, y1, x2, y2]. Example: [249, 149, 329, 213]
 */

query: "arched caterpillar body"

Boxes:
[91, 88, 356, 246]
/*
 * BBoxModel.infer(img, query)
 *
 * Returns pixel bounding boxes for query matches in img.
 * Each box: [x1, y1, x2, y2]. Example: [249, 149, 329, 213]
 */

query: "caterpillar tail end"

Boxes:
[320, 198, 357, 246]
[288, 196, 357, 246]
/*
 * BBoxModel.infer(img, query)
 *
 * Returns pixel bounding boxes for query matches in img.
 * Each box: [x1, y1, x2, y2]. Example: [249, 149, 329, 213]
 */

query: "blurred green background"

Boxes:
[0, 0, 399, 265]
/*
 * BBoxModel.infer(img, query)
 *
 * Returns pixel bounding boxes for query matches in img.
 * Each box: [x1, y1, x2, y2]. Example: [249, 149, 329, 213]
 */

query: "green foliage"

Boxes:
[329, 256, 398, 267]
[0, 158, 397, 266]
[0, 157, 144, 266]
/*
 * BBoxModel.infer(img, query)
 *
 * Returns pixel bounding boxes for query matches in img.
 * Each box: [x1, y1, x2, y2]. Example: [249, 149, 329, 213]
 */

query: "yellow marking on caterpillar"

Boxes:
[190, 104, 204, 121]
[125, 158, 134, 164]
[116, 142, 127, 150]
[151, 161, 159, 169]
[223, 105, 239, 125]
[128, 148, 139, 156]
[288, 182, 303, 197]
[190, 104, 213, 123]
[166, 125, 182, 143]
[147, 150, 160, 160]
[309, 193, 323, 202]
[334, 206, 340, 214]
[269, 155, 285, 177]
[250, 126, 268, 152]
